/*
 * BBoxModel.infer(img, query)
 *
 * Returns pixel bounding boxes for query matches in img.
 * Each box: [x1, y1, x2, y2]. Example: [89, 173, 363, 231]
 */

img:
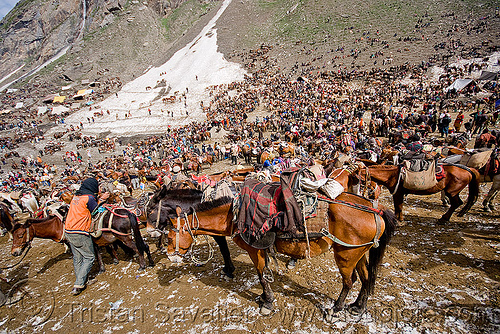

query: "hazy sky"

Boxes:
[0, 0, 20, 21]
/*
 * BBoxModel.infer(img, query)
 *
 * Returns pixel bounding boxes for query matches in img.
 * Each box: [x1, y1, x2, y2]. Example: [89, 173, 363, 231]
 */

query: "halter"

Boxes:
[171, 209, 214, 265]
[0, 225, 31, 270]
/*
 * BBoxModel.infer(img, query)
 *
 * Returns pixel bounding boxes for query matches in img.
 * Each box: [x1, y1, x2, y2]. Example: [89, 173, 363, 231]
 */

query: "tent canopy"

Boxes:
[42, 94, 59, 103]
[53, 96, 66, 103]
[478, 71, 499, 81]
[51, 105, 69, 115]
[73, 89, 93, 99]
[37, 106, 48, 115]
[445, 79, 473, 92]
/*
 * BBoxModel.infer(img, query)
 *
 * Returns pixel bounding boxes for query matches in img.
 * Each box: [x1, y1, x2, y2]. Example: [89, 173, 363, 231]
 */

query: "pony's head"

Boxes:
[11, 221, 33, 256]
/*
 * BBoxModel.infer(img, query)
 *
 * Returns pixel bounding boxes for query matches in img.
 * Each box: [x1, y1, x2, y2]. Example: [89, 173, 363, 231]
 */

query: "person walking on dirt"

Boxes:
[65, 178, 109, 295]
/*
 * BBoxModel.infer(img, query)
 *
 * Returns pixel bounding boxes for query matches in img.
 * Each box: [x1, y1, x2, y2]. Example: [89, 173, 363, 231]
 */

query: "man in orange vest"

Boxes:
[65, 178, 109, 295]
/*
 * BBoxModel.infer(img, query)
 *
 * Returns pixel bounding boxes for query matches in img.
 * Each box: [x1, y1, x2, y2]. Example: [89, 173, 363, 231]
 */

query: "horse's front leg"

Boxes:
[212, 236, 235, 279]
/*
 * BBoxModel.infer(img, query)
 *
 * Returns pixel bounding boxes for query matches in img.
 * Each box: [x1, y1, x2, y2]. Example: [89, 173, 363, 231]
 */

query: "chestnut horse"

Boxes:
[365, 164, 479, 222]
[163, 193, 397, 317]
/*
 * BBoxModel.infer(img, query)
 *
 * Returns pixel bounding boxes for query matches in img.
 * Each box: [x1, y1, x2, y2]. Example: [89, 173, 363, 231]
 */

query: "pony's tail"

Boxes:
[367, 209, 397, 295]
[458, 167, 480, 216]
[126, 209, 148, 256]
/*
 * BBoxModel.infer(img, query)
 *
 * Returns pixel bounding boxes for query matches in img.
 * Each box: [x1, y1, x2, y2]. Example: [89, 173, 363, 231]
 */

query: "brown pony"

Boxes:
[326, 164, 381, 200]
[278, 142, 295, 157]
[365, 164, 479, 222]
[164, 194, 397, 317]
[11, 207, 154, 272]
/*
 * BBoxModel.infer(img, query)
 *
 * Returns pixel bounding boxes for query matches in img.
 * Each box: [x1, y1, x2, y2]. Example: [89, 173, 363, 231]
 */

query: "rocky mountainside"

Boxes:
[0, 0, 214, 87]
[0, 0, 499, 97]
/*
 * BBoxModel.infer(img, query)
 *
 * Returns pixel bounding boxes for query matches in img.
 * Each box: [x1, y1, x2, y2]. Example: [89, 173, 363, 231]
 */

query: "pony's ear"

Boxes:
[158, 184, 167, 198]
[15, 216, 31, 227]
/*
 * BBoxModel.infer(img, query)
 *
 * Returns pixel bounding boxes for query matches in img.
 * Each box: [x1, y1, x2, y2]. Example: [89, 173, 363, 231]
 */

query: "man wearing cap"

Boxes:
[65, 178, 110, 295]
[171, 165, 188, 183]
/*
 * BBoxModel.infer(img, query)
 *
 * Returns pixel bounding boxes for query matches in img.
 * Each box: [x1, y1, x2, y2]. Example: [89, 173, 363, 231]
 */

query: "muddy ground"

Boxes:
[0, 149, 499, 333]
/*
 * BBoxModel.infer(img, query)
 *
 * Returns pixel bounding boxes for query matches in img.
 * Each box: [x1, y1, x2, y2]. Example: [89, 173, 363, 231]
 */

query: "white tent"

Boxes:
[51, 105, 69, 115]
[37, 106, 48, 115]
[445, 79, 473, 92]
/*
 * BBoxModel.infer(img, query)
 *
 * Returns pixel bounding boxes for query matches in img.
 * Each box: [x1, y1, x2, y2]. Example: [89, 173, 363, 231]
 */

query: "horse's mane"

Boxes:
[370, 164, 398, 169]
[12, 215, 58, 231]
[165, 188, 203, 199]
[194, 196, 233, 213]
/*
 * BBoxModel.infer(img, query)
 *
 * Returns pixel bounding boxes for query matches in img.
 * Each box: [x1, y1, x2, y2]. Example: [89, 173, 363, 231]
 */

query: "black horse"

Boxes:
[146, 185, 235, 279]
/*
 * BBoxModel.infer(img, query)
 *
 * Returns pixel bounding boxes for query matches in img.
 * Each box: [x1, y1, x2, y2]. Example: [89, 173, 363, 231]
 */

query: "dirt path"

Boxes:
[0, 174, 498, 333]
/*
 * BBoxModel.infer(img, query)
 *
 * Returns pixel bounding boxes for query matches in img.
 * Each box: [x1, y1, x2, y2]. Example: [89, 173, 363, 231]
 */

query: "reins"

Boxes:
[172, 209, 214, 265]
[0, 225, 32, 270]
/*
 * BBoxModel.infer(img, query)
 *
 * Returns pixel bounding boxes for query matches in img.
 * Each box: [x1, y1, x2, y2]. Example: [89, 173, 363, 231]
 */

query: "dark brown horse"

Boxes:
[145, 186, 235, 278]
[241, 143, 261, 164]
[365, 164, 479, 222]
[0, 202, 14, 237]
[11, 206, 154, 271]
[163, 193, 397, 317]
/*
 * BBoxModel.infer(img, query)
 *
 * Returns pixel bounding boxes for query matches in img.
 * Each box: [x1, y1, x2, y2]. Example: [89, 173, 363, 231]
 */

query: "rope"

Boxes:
[390, 168, 403, 195]
[0, 244, 31, 270]
[182, 212, 214, 266]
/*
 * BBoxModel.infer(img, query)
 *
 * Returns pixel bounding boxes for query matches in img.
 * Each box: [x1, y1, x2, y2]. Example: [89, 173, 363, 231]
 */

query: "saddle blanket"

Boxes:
[237, 169, 303, 245]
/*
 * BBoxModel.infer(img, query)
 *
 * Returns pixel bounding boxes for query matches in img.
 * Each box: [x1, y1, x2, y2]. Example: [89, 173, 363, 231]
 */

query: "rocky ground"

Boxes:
[0, 185, 498, 333]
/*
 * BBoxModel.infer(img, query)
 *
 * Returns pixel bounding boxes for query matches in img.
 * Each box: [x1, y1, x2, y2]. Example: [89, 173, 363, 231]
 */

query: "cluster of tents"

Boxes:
[445, 70, 499, 93]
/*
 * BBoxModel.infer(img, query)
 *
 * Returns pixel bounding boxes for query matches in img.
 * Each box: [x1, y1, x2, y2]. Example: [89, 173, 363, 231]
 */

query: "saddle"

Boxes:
[90, 206, 111, 238]
[236, 168, 304, 248]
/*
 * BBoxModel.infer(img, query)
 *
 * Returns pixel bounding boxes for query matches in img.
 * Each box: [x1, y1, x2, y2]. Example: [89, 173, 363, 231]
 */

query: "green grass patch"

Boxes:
[161, 0, 219, 41]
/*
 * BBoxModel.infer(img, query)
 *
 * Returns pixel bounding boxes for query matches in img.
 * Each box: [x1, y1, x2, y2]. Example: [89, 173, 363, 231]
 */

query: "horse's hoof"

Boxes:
[222, 271, 234, 280]
[148, 262, 155, 268]
[259, 305, 273, 316]
[483, 206, 492, 212]
[347, 304, 365, 316]
[137, 266, 145, 272]
[287, 258, 297, 269]
[436, 219, 447, 225]
[98, 269, 105, 275]
[113, 259, 119, 265]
